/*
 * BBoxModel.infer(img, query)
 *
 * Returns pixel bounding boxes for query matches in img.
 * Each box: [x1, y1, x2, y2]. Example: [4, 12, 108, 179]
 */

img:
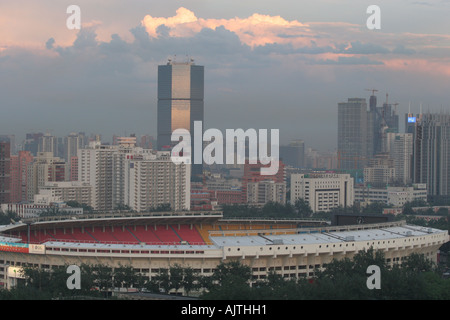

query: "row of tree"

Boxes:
[1, 249, 449, 300]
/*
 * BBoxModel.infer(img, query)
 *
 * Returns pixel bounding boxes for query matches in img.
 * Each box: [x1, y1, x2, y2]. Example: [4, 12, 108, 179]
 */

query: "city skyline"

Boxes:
[1, 2, 450, 151]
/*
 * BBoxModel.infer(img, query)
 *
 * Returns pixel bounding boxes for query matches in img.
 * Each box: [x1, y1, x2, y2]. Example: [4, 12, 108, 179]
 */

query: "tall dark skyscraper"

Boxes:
[280, 140, 305, 168]
[157, 59, 204, 149]
[413, 113, 450, 197]
[338, 98, 371, 170]
[157, 59, 204, 176]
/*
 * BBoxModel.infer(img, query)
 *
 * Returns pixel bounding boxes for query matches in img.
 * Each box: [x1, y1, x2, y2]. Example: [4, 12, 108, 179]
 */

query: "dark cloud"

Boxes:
[45, 38, 55, 50]
[343, 41, 390, 55]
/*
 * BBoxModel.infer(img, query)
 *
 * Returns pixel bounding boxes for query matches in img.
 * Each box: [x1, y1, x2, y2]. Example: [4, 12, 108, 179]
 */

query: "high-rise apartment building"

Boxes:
[24, 133, 43, 156]
[38, 133, 57, 156]
[26, 152, 66, 202]
[0, 140, 11, 204]
[157, 59, 204, 176]
[10, 151, 34, 203]
[413, 113, 450, 196]
[78, 141, 116, 211]
[64, 133, 80, 179]
[124, 152, 190, 212]
[79, 139, 191, 212]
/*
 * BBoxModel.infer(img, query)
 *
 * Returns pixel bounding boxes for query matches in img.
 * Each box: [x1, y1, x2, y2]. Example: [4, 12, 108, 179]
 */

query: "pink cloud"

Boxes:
[141, 7, 309, 47]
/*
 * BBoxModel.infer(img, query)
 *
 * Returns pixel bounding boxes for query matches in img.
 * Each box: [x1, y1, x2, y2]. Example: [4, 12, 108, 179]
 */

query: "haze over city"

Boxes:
[1, 0, 450, 151]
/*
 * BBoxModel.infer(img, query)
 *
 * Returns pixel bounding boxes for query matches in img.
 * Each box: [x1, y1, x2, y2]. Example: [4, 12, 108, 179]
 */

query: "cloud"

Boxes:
[314, 55, 385, 65]
[141, 7, 308, 47]
[343, 41, 390, 55]
[1, 6, 450, 151]
[45, 38, 55, 50]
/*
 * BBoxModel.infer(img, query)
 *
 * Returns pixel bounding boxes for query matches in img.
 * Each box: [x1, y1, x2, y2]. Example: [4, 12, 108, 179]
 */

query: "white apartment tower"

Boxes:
[78, 141, 190, 212]
[124, 152, 190, 212]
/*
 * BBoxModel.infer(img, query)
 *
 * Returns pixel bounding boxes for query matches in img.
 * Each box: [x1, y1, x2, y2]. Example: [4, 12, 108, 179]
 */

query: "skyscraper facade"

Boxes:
[0, 140, 11, 204]
[337, 98, 371, 170]
[157, 59, 204, 176]
[387, 132, 413, 185]
[280, 139, 305, 168]
[413, 113, 450, 196]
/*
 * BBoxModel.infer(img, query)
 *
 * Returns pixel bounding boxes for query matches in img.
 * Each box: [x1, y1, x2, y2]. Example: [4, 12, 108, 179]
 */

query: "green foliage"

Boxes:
[221, 200, 314, 219]
[5, 250, 450, 300]
[0, 210, 20, 225]
[148, 203, 172, 212]
[66, 201, 94, 213]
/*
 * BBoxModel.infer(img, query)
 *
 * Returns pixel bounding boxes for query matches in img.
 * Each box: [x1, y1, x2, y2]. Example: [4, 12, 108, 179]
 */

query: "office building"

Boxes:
[157, 59, 204, 176]
[280, 140, 305, 168]
[291, 173, 354, 212]
[337, 98, 371, 169]
[386, 132, 413, 185]
[355, 184, 427, 207]
[413, 113, 450, 196]
[34, 181, 92, 208]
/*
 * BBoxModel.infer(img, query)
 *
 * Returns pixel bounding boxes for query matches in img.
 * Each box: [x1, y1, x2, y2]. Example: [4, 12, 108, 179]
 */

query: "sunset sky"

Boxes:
[1, 0, 450, 150]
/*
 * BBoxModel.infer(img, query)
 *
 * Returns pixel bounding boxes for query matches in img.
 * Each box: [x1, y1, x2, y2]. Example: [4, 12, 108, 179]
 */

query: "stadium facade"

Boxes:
[0, 212, 448, 291]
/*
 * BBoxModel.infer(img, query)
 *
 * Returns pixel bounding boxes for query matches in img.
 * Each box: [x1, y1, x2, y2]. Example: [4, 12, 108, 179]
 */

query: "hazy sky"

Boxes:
[1, 0, 450, 151]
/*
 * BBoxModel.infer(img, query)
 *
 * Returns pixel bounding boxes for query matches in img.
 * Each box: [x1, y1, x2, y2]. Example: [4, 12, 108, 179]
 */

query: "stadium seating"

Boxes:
[128, 225, 161, 244]
[89, 227, 119, 243]
[72, 228, 98, 243]
[171, 224, 205, 245]
[112, 227, 140, 244]
[153, 225, 181, 243]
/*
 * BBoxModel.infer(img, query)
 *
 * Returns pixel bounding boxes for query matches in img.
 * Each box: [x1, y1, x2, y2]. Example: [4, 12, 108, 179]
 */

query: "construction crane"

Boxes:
[366, 89, 378, 96]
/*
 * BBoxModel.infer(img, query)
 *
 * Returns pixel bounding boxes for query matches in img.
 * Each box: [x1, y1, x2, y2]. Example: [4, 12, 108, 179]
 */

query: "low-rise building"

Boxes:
[291, 173, 354, 212]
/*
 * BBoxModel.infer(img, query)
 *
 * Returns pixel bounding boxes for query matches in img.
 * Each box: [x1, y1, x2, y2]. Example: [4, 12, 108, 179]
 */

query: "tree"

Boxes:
[201, 260, 254, 299]
[294, 198, 313, 218]
[66, 201, 94, 213]
[182, 267, 200, 296]
[114, 264, 140, 290]
[0, 210, 20, 225]
[151, 268, 171, 293]
[169, 264, 184, 294]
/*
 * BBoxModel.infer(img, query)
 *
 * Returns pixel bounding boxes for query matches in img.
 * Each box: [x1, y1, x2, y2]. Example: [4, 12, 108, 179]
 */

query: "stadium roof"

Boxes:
[210, 224, 445, 247]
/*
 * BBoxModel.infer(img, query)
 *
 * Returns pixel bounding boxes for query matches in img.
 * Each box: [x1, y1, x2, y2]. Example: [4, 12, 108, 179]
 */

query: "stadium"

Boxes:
[0, 211, 448, 291]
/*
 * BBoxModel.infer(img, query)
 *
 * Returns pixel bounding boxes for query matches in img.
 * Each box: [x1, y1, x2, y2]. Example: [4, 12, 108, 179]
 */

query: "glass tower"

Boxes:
[157, 59, 204, 176]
